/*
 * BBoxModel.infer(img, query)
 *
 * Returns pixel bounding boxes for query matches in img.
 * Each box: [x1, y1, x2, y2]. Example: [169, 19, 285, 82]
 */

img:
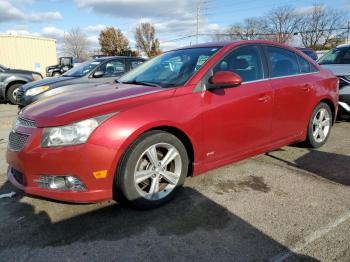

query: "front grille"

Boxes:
[16, 117, 36, 128]
[12, 168, 25, 185]
[8, 132, 29, 151]
[338, 76, 350, 89]
[16, 89, 25, 101]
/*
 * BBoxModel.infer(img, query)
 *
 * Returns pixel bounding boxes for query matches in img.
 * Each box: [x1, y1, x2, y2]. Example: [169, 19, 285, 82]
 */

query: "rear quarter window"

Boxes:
[297, 55, 318, 73]
[267, 46, 299, 77]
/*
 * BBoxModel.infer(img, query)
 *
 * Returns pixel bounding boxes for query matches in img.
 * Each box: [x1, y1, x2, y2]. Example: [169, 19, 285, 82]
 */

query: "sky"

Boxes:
[0, 0, 349, 54]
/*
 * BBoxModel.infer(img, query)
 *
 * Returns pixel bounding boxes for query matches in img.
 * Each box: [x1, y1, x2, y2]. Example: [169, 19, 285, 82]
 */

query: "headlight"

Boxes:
[32, 73, 42, 81]
[25, 85, 49, 96]
[41, 114, 114, 147]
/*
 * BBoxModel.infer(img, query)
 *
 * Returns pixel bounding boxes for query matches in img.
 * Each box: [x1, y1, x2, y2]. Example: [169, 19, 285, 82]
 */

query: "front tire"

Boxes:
[305, 102, 332, 148]
[115, 131, 189, 209]
[7, 83, 22, 104]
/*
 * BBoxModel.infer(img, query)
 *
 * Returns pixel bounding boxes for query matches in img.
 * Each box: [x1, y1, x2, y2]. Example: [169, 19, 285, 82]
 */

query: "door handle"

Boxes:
[302, 84, 311, 92]
[258, 95, 271, 103]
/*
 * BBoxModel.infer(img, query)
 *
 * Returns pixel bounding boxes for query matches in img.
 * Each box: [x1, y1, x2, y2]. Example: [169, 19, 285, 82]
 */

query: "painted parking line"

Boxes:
[270, 209, 350, 262]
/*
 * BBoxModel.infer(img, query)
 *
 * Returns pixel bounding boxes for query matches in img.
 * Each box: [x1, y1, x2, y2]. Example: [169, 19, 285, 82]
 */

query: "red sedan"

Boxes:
[6, 40, 338, 209]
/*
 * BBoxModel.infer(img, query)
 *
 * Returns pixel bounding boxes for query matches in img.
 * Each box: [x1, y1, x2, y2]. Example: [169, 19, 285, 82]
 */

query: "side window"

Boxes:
[267, 46, 299, 77]
[297, 55, 318, 73]
[130, 60, 144, 69]
[213, 45, 264, 82]
[339, 49, 350, 64]
[100, 60, 125, 76]
[297, 55, 311, 73]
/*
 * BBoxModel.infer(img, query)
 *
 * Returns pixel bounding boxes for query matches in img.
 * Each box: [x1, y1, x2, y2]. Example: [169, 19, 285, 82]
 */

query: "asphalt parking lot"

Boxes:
[0, 103, 349, 262]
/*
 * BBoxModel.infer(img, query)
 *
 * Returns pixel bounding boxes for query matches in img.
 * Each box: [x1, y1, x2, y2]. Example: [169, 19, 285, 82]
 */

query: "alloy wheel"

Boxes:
[312, 108, 330, 143]
[134, 143, 182, 201]
[12, 88, 19, 101]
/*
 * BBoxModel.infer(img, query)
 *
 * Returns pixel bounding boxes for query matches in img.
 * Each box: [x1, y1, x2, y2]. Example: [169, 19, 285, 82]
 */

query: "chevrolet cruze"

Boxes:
[6, 40, 338, 209]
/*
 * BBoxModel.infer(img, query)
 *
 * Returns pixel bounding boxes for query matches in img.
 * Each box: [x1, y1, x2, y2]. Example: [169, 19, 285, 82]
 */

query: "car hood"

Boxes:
[20, 83, 175, 127]
[21, 76, 76, 90]
[320, 64, 350, 76]
[6, 68, 37, 75]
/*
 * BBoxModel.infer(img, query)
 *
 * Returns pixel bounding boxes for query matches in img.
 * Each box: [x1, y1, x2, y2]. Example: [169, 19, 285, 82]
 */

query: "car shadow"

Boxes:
[266, 149, 350, 186]
[0, 180, 319, 261]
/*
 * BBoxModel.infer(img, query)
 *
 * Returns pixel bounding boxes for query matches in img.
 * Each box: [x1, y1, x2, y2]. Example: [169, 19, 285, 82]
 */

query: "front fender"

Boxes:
[88, 96, 203, 178]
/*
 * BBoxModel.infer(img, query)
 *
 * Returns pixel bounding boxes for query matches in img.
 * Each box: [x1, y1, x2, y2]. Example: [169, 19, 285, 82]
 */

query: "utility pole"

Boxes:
[347, 21, 350, 44]
[196, 1, 209, 44]
[196, 6, 200, 44]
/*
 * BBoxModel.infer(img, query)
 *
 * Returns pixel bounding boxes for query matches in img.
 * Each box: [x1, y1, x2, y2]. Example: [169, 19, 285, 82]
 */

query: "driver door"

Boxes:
[201, 45, 274, 162]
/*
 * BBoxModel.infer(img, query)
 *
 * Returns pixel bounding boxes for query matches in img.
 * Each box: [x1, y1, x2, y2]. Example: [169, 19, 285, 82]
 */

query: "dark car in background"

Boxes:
[0, 64, 43, 104]
[46, 57, 74, 77]
[318, 44, 350, 117]
[296, 47, 318, 61]
[17, 56, 145, 107]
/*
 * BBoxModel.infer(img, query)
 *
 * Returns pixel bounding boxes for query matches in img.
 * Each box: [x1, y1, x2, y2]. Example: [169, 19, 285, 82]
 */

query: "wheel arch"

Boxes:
[319, 98, 336, 125]
[147, 126, 195, 176]
[6, 80, 27, 95]
[116, 124, 196, 178]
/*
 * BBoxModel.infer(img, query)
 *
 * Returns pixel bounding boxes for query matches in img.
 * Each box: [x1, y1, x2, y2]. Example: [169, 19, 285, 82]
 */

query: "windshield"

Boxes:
[118, 47, 221, 88]
[318, 47, 350, 65]
[63, 60, 101, 77]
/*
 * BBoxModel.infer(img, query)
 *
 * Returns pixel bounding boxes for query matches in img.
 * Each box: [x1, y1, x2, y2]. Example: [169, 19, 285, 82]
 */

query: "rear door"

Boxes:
[265, 46, 317, 142]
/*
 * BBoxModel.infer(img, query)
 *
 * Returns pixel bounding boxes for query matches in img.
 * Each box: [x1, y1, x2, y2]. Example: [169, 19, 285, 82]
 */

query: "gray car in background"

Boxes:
[17, 56, 145, 107]
[318, 44, 350, 117]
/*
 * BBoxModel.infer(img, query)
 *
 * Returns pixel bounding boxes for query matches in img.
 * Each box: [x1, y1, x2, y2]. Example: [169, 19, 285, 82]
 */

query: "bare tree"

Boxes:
[227, 18, 269, 40]
[135, 22, 161, 58]
[99, 27, 130, 56]
[297, 4, 346, 49]
[265, 6, 301, 43]
[63, 27, 91, 62]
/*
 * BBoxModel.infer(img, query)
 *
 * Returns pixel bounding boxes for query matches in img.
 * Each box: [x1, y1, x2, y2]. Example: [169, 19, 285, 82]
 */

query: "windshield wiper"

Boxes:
[121, 80, 162, 88]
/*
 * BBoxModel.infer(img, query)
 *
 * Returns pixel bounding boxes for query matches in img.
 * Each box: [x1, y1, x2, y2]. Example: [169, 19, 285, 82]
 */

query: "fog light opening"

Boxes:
[36, 176, 87, 191]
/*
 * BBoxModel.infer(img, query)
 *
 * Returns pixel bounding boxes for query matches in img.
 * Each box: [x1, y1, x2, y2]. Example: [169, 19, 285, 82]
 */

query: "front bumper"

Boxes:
[0, 83, 6, 100]
[339, 84, 350, 115]
[339, 101, 350, 113]
[6, 125, 118, 203]
[17, 94, 36, 107]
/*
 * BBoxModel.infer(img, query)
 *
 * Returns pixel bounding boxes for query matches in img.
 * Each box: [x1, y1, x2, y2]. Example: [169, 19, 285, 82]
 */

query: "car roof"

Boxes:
[336, 44, 350, 48]
[296, 47, 314, 51]
[94, 56, 145, 62]
[173, 40, 298, 51]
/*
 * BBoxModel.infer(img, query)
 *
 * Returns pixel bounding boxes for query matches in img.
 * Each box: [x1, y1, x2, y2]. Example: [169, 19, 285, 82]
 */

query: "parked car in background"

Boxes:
[0, 64, 42, 104]
[296, 47, 318, 61]
[318, 44, 350, 117]
[17, 56, 145, 107]
[7, 40, 338, 209]
[46, 57, 74, 77]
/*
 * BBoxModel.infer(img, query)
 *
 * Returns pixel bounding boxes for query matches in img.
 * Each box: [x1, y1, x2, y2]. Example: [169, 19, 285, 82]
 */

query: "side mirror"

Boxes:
[93, 71, 104, 78]
[208, 71, 242, 90]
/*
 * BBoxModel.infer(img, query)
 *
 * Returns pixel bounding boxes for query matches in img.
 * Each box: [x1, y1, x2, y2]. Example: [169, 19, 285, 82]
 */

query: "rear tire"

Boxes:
[305, 102, 332, 148]
[114, 130, 189, 209]
[7, 83, 22, 104]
